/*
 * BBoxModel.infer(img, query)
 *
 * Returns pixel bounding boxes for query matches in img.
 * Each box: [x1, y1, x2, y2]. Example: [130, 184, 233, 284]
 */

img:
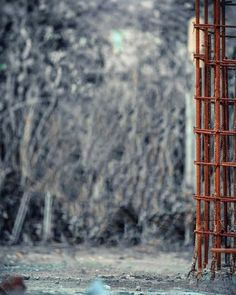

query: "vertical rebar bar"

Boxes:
[221, 0, 230, 265]
[195, 0, 202, 272]
[203, 0, 210, 268]
[213, 0, 222, 270]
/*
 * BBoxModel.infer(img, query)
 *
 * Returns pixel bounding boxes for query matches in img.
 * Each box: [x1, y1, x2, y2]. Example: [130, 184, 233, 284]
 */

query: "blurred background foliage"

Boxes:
[0, 0, 196, 246]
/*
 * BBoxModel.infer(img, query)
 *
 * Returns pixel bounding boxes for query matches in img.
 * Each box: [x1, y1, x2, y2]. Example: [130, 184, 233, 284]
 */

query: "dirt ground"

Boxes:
[0, 245, 235, 295]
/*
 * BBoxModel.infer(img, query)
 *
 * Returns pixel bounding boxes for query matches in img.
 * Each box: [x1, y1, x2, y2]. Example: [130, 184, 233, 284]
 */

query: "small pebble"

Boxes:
[35, 277, 39, 280]
[23, 275, 30, 280]
[55, 280, 59, 284]
[76, 278, 81, 285]
[104, 285, 111, 290]
[135, 286, 141, 291]
[8, 260, 16, 266]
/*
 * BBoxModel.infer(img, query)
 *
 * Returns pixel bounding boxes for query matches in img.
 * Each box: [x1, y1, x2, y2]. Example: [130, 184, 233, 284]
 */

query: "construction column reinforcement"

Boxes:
[193, 0, 236, 276]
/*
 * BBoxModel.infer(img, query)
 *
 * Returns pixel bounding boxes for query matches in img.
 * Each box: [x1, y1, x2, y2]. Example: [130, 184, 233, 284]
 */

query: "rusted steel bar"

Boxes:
[195, 28, 236, 39]
[195, 0, 202, 271]
[194, 161, 236, 167]
[194, 24, 236, 29]
[211, 248, 236, 254]
[213, 0, 222, 268]
[203, 0, 210, 267]
[193, 55, 236, 66]
[196, 230, 236, 239]
[195, 96, 236, 104]
[194, 195, 236, 202]
[221, 0, 230, 265]
[194, 128, 236, 136]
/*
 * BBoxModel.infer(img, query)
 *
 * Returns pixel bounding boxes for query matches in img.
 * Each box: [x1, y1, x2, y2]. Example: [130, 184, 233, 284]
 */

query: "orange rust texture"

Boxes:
[194, 0, 236, 274]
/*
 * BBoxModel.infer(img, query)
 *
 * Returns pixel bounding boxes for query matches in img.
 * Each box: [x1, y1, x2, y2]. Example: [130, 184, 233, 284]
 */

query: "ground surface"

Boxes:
[0, 245, 235, 295]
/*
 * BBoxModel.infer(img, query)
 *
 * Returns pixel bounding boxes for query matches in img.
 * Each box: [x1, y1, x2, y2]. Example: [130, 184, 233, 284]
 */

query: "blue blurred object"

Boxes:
[86, 280, 109, 295]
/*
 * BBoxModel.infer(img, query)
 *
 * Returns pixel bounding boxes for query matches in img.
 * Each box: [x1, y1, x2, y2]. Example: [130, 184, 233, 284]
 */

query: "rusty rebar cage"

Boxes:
[193, 0, 236, 275]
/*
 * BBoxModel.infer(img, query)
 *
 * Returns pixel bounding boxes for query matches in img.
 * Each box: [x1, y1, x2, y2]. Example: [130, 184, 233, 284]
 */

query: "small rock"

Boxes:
[156, 277, 163, 282]
[0, 276, 26, 294]
[104, 285, 111, 290]
[8, 260, 16, 266]
[189, 279, 196, 286]
[22, 275, 30, 280]
[35, 277, 39, 280]
[15, 252, 24, 259]
[55, 280, 59, 284]
[81, 268, 86, 274]
[135, 286, 141, 291]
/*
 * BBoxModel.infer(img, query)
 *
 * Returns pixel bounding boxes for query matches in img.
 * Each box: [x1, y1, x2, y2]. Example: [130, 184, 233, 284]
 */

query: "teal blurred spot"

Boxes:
[0, 63, 7, 71]
[111, 30, 123, 52]
[86, 280, 109, 295]
[80, 37, 87, 46]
